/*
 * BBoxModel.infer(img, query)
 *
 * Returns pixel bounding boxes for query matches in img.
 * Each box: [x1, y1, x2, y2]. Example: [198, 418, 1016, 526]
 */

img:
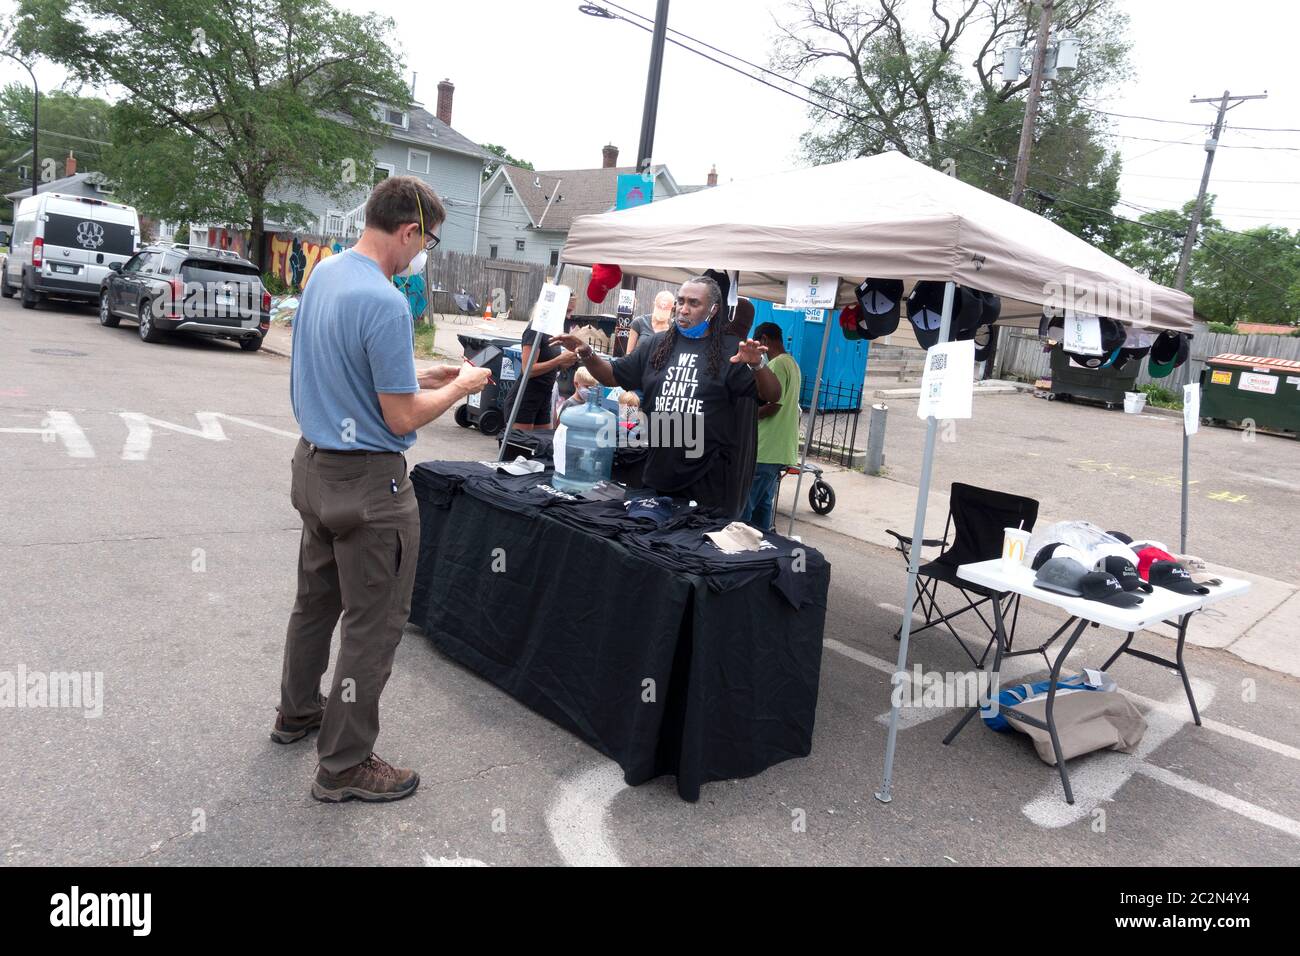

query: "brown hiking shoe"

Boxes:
[270, 693, 327, 745]
[311, 753, 419, 803]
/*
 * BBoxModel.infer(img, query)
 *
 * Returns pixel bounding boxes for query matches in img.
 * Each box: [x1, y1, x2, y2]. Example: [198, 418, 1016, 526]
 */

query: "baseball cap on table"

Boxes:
[854, 278, 903, 339]
[1034, 557, 1091, 597]
[1135, 545, 1178, 581]
[1098, 555, 1153, 593]
[1031, 541, 1090, 571]
[1106, 530, 1134, 544]
[706, 521, 767, 554]
[625, 496, 673, 526]
[1149, 560, 1211, 595]
[1176, 553, 1222, 587]
[1079, 571, 1145, 608]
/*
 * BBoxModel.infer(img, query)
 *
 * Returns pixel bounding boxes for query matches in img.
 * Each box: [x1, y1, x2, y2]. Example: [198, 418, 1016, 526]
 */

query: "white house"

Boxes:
[476, 145, 711, 267]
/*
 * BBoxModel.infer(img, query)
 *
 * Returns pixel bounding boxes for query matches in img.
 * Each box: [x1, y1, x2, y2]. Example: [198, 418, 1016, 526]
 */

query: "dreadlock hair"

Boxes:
[650, 276, 725, 377]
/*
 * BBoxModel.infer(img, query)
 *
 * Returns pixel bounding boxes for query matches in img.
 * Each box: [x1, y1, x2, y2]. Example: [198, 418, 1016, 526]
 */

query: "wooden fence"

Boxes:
[995, 328, 1300, 392]
[424, 250, 680, 320]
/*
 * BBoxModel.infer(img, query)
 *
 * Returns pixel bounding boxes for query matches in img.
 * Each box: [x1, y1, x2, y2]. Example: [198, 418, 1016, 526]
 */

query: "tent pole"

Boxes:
[876, 280, 955, 805]
[786, 299, 836, 536]
[497, 261, 566, 462]
[1180, 430, 1189, 553]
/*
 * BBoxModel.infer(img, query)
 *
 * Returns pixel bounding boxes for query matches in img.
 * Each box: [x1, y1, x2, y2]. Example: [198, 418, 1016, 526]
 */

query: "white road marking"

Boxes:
[117, 411, 298, 460]
[1022, 679, 1216, 828]
[545, 762, 627, 867]
[0, 410, 94, 457]
[1133, 764, 1300, 840]
[422, 853, 489, 866]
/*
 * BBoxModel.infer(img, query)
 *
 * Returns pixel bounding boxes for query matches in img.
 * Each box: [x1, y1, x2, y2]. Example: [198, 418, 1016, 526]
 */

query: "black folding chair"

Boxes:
[886, 483, 1039, 668]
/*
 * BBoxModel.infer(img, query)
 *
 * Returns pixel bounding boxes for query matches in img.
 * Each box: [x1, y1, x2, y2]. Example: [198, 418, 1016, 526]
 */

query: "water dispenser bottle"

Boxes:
[552, 385, 617, 493]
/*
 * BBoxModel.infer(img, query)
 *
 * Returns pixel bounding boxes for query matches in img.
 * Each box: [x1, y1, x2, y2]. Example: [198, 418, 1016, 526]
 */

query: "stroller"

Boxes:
[773, 461, 836, 516]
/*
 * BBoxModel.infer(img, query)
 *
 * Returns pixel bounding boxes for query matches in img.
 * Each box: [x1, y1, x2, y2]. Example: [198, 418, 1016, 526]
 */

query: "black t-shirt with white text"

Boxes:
[610, 330, 757, 502]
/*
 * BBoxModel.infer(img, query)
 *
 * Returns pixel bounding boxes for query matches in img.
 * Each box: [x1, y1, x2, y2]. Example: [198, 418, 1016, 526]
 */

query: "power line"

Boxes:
[1078, 105, 1300, 133]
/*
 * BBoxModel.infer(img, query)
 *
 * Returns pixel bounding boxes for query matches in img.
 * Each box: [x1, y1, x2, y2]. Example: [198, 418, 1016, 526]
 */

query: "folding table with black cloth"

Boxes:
[408, 460, 831, 801]
[886, 483, 1039, 667]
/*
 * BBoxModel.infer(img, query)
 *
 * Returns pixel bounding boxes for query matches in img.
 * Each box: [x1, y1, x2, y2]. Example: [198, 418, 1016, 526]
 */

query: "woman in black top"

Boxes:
[553, 276, 781, 513]
[515, 293, 578, 430]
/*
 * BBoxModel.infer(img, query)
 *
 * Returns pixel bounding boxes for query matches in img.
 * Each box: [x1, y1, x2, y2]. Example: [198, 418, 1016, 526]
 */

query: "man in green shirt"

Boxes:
[744, 322, 802, 531]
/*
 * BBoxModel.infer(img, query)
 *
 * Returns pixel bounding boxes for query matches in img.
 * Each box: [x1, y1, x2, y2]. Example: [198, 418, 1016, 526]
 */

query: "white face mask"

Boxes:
[398, 249, 427, 278]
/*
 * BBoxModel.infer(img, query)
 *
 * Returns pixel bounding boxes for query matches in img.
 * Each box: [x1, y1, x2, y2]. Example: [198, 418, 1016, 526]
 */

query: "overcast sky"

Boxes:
[3, 0, 1295, 232]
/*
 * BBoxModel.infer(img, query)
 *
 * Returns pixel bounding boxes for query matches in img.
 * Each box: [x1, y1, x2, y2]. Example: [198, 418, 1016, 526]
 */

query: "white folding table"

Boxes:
[944, 558, 1251, 804]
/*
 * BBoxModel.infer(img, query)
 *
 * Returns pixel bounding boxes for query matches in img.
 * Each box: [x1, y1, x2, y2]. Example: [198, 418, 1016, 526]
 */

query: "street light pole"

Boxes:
[1, 51, 39, 197]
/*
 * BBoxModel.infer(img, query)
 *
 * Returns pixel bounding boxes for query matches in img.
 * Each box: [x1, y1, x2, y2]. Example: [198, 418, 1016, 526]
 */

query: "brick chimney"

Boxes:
[436, 79, 455, 126]
[706, 164, 717, 187]
[602, 144, 619, 168]
[64, 151, 77, 177]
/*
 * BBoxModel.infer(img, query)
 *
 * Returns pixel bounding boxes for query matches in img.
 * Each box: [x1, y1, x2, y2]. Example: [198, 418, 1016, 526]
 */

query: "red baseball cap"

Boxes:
[1136, 545, 1177, 581]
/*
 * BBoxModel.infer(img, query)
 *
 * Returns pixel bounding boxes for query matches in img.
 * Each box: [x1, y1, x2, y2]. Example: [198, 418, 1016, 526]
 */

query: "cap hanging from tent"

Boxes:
[853, 278, 903, 339]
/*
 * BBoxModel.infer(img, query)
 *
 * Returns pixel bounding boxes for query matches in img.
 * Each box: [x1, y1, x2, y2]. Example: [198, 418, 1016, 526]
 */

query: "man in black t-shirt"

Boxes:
[553, 276, 781, 513]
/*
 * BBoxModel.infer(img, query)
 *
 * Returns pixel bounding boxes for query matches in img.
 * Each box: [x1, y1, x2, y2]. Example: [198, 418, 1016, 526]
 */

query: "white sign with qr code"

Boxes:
[917, 339, 975, 420]
[533, 283, 571, 336]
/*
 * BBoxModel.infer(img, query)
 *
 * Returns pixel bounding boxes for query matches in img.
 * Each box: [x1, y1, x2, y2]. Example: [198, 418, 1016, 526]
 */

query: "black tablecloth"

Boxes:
[409, 460, 831, 801]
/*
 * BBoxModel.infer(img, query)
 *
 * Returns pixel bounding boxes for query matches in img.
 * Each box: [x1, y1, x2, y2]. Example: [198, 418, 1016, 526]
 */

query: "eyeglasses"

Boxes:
[423, 231, 441, 252]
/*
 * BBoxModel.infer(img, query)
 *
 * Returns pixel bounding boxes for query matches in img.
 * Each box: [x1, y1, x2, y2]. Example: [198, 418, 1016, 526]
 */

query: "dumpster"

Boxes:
[1049, 343, 1140, 408]
[1201, 353, 1300, 434]
[454, 331, 520, 436]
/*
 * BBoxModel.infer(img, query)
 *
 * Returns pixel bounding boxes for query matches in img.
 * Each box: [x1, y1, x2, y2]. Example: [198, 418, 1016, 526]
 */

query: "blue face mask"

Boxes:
[679, 312, 714, 339]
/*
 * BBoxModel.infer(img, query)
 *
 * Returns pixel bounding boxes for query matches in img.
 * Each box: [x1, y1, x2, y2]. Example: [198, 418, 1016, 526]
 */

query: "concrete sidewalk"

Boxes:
[775, 462, 1299, 679]
[261, 316, 1298, 681]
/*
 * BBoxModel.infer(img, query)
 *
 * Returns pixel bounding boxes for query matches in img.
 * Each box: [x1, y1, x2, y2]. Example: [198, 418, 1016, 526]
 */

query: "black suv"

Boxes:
[98, 243, 271, 351]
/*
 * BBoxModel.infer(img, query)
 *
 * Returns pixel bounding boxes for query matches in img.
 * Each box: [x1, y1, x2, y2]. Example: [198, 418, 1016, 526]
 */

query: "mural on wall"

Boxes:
[393, 273, 428, 321]
[204, 227, 250, 259]
[266, 233, 346, 291]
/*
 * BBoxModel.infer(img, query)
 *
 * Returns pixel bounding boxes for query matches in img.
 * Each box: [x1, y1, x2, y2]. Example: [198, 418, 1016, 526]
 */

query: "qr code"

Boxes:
[542, 289, 556, 305]
[930, 352, 948, 372]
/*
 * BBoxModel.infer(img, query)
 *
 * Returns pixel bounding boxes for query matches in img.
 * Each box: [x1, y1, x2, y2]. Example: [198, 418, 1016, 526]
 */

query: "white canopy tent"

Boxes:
[556, 151, 1195, 802]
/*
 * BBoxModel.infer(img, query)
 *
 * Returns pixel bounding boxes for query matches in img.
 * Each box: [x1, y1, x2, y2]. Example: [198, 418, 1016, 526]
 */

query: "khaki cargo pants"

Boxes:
[280, 437, 420, 774]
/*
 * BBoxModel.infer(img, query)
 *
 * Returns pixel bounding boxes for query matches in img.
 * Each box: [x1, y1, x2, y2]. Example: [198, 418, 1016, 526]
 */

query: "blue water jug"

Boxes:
[552, 385, 618, 492]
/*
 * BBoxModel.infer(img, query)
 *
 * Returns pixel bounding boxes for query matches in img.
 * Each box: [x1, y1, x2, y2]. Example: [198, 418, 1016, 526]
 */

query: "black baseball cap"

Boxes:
[1106, 530, 1133, 544]
[1148, 332, 1190, 379]
[1149, 559, 1210, 595]
[1034, 556, 1090, 597]
[1080, 571, 1145, 608]
[1098, 555, 1153, 593]
[1031, 542, 1088, 571]
[854, 278, 904, 339]
[906, 282, 981, 349]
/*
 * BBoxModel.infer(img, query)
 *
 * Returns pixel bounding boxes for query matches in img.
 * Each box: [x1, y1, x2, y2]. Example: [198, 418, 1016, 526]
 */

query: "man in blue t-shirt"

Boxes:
[276, 176, 490, 804]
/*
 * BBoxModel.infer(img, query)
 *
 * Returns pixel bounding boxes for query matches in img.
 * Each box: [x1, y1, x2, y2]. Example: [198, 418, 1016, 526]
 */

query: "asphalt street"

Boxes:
[1, 295, 1297, 866]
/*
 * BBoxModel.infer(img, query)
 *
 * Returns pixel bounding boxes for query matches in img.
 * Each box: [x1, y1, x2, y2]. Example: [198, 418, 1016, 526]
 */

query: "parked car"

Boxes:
[1, 191, 139, 307]
[98, 242, 271, 351]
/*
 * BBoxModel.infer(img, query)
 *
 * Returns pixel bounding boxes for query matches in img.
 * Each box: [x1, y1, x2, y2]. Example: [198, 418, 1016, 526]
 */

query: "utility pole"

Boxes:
[1173, 90, 1268, 291]
[1008, 2, 1054, 207]
[617, 0, 670, 310]
[982, 2, 1053, 380]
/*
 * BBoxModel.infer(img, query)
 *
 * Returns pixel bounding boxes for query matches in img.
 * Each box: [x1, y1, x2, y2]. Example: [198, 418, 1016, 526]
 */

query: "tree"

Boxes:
[1191, 225, 1300, 327]
[1112, 199, 1216, 289]
[0, 84, 114, 205]
[481, 143, 533, 182]
[12, 0, 412, 268]
[773, 0, 1134, 246]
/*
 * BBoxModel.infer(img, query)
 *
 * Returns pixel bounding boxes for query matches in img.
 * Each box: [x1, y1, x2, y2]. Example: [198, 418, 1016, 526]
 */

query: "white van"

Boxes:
[1, 192, 140, 308]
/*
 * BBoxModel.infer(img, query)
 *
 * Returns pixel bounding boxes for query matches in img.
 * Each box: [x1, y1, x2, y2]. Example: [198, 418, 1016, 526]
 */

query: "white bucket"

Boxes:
[1123, 391, 1146, 414]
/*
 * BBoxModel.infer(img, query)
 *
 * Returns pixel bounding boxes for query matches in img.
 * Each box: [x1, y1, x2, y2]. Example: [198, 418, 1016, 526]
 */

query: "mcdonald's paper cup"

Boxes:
[1003, 528, 1031, 566]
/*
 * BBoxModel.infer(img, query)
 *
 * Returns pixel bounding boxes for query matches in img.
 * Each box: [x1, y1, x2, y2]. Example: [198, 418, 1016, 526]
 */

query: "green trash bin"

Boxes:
[1200, 354, 1300, 434]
